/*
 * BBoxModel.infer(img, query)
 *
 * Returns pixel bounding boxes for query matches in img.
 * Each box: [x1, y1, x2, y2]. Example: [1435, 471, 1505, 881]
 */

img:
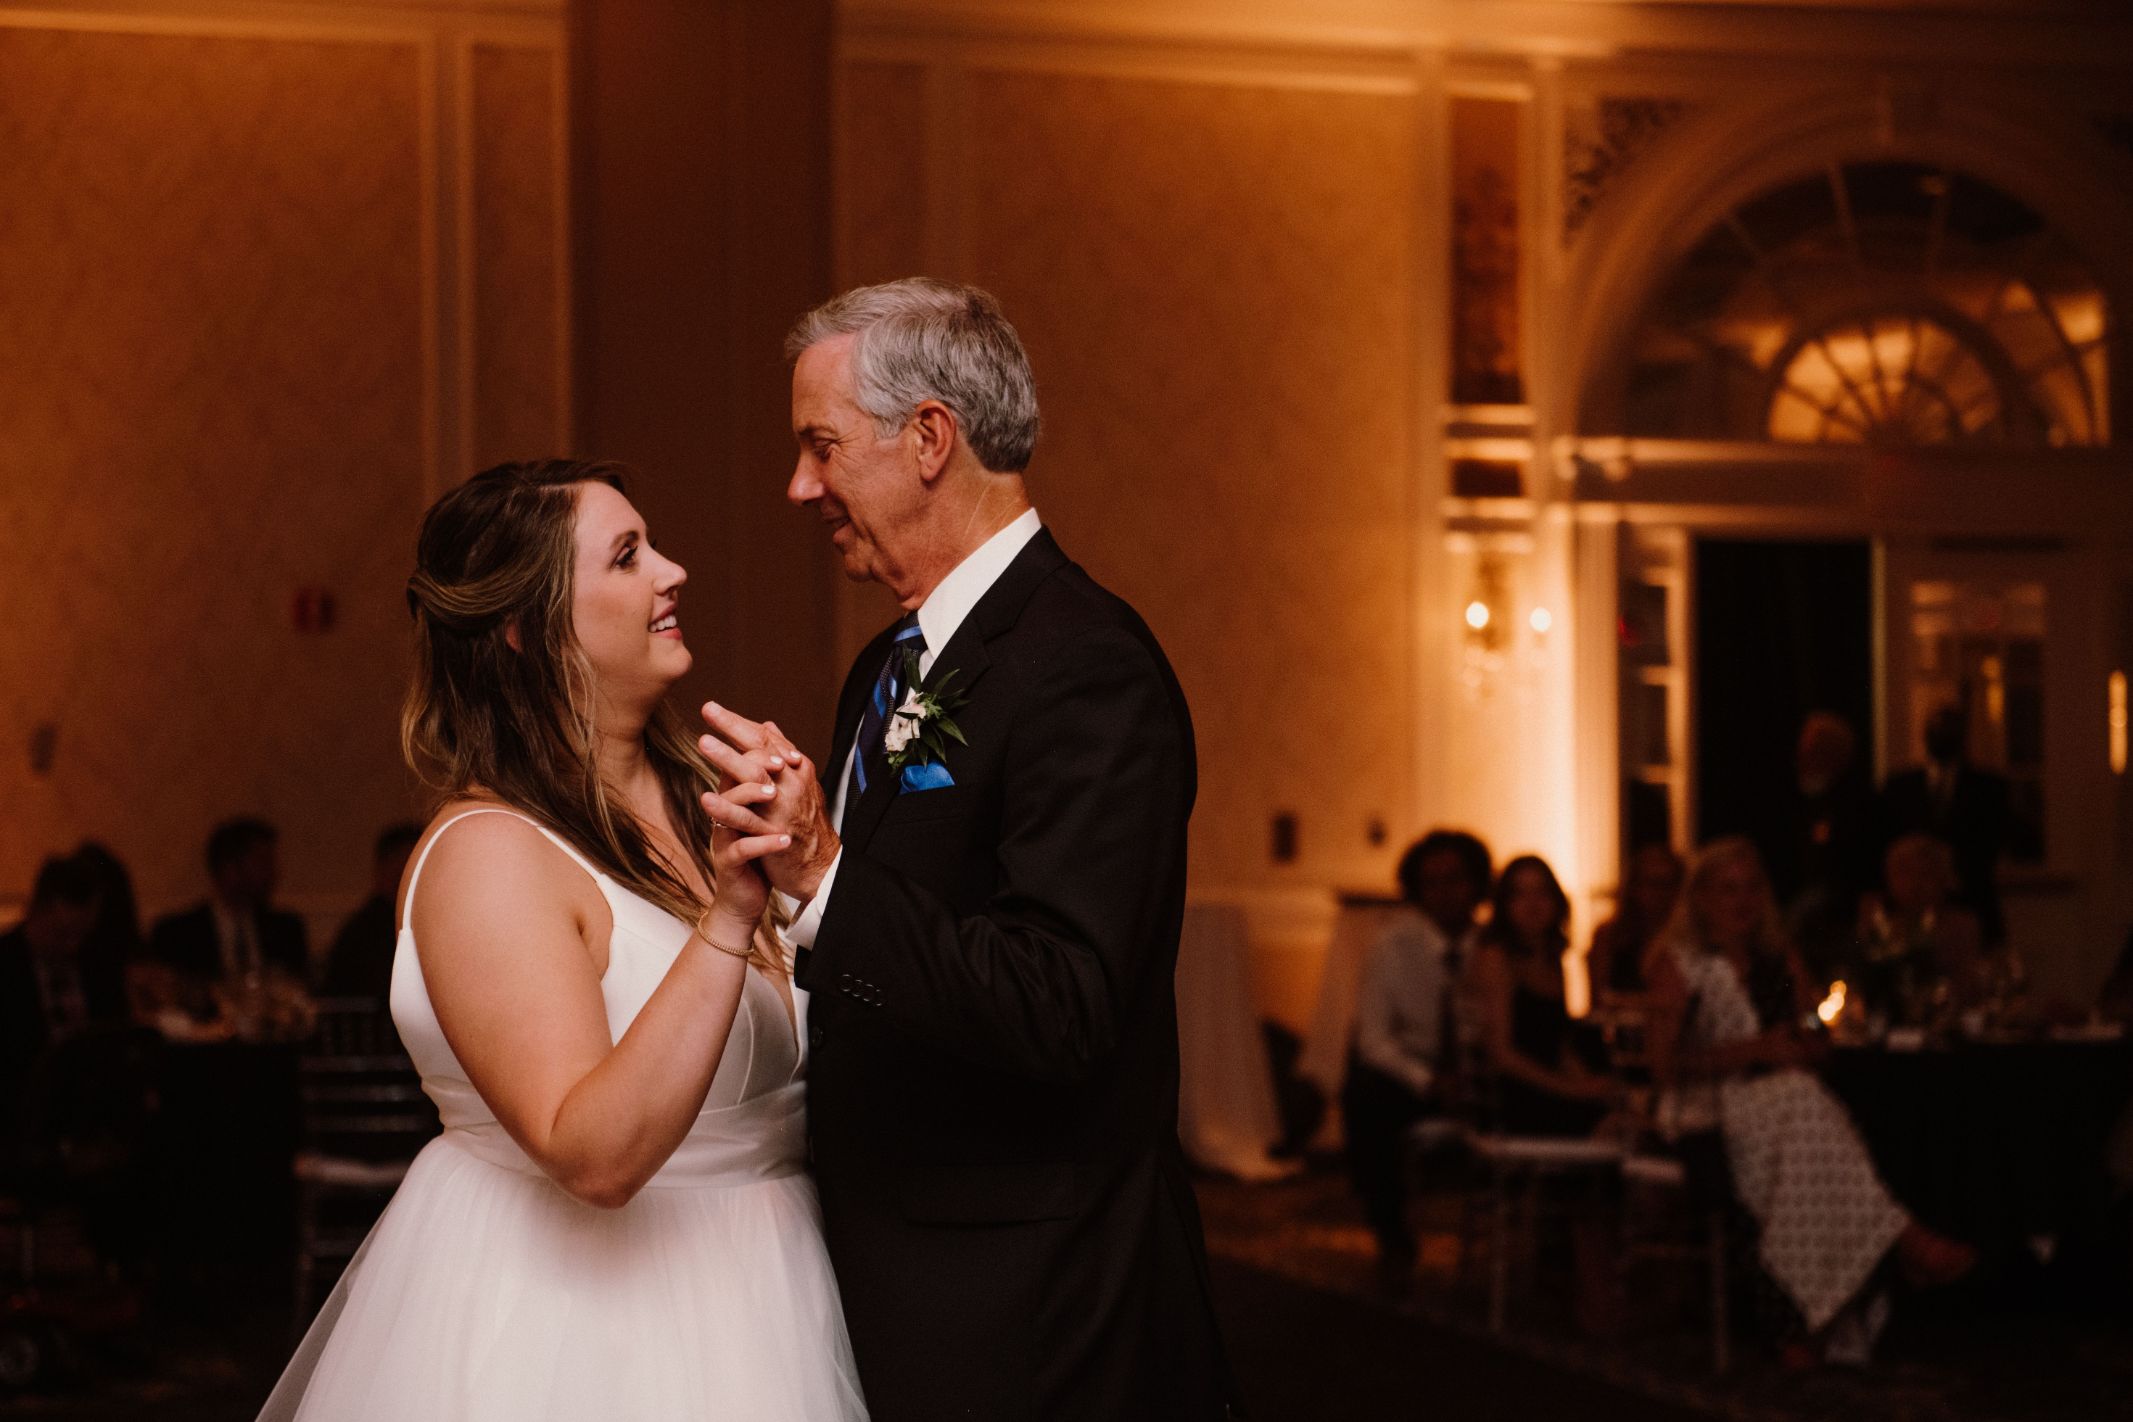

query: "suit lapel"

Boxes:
[839, 530, 1069, 852]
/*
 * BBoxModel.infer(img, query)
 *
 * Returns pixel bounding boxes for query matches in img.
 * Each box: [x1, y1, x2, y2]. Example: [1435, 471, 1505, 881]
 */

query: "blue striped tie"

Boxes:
[850, 614, 926, 800]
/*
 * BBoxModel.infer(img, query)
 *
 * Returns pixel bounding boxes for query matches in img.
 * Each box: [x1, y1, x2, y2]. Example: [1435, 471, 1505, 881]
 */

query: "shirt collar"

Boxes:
[915, 507, 1042, 662]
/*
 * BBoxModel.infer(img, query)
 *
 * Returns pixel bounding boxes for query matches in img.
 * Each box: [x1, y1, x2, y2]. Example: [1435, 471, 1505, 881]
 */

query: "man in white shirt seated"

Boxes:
[1342, 828, 1492, 1273]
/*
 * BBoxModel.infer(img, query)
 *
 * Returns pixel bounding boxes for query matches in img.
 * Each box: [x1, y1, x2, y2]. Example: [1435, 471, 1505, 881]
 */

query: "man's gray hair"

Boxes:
[786, 278, 1040, 473]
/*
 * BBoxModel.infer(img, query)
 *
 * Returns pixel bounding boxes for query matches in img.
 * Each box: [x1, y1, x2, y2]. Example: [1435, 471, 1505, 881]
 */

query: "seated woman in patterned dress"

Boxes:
[1645, 836, 1975, 1363]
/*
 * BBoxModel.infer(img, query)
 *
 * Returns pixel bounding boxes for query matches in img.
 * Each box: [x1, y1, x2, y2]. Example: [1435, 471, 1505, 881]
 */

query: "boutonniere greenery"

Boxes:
[883, 652, 970, 774]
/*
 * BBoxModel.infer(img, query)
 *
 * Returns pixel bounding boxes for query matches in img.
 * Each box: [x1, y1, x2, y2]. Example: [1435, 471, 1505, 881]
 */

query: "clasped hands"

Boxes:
[696, 701, 840, 907]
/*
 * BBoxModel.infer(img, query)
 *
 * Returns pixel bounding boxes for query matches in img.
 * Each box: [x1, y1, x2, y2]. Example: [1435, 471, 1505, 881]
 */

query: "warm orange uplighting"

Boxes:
[1529, 606, 1553, 634]
[2110, 671, 2127, 775]
[1464, 600, 1492, 631]
[1817, 980, 1848, 1027]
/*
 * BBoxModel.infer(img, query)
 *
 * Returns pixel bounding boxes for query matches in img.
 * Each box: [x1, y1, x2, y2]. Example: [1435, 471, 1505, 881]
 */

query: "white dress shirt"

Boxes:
[1351, 907, 1473, 1098]
[781, 507, 1044, 951]
[212, 899, 260, 980]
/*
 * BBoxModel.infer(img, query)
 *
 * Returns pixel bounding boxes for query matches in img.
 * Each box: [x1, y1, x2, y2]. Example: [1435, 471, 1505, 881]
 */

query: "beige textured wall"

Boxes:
[0, 12, 567, 926]
[967, 70, 1422, 898]
[571, 0, 837, 755]
[833, 58, 1426, 934]
[471, 42, 568, 469]
[827, 60, 928, 667]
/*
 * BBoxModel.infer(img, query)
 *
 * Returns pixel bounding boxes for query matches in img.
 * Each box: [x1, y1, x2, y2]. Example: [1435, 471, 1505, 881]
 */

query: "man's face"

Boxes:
[217, 841, 278, 907]
[1796, 721, 1850, 789]
[788, 335, 921, 587]
[1628, 847, 1684, 924]
[1415, 851, 1482, 932]
[1924, 708, 1967, 764]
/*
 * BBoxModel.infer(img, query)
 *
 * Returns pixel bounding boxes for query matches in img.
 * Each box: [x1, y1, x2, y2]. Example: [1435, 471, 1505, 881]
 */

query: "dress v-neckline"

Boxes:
[750, 959, 803, 1080]
[759, 963, 798, 1044]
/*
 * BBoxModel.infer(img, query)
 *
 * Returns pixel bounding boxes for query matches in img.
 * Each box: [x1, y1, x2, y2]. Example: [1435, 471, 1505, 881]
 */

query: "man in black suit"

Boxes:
[700, 279, 1234, 1421]
[1773, 712, 1877, 980]
[320, 822, 421, 1010]
[1, 854, 115, 1180]
[147, 817, 311, 1013]
[1879, 705, 2023, 945]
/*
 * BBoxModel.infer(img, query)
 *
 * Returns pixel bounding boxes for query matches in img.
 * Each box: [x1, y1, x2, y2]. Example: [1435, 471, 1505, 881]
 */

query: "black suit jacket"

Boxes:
[796, 530, 1233, 1422]
[0, 925, 129, 1178]
[147, 902, 311, 985]
[0, 927, 127, 1055]
[320, 895, 396, 1011]
[1878, 764, 2017, 944]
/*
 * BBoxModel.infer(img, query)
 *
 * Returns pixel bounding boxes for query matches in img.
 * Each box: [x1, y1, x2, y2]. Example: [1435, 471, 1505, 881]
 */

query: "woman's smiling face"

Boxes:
[569, 480, 691, 704]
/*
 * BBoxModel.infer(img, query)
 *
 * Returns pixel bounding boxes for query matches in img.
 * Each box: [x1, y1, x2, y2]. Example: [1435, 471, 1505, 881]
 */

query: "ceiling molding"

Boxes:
[841, 0, 2133, 71]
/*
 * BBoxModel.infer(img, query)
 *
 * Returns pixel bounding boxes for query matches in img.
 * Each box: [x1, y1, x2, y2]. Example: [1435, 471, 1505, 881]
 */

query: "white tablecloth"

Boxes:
[1175, 903, 1295, 1181]
[1297, 894, 1407, 1099]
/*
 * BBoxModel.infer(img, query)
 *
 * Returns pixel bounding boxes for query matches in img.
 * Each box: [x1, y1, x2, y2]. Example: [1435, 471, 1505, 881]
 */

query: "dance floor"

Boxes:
[7, 1167, 2130, 1420]
[1210, 1255, 1707, 1422]
[1198, 1165, 2133, 1422]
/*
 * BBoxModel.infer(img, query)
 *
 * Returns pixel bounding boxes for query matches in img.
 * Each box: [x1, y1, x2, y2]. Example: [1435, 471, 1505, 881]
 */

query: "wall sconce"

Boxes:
[1529, 606, 1553, 635]
[2110, 670, 2127, 776]
[1464, 557, 1507, 652]
[1461, 555, 1508, 697]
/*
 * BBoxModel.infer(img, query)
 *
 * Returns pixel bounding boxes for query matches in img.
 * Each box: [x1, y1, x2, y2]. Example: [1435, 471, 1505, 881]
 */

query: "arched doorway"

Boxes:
[1562, 144, 2131, 997]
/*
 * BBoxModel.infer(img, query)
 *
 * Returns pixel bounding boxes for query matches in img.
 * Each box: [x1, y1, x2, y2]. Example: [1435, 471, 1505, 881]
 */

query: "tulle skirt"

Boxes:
[258, 1133, 869, 1421]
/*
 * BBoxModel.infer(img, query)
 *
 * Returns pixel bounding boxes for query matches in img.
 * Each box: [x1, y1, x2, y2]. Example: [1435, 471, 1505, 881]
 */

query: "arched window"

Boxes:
[1619, 162, 2109, 446]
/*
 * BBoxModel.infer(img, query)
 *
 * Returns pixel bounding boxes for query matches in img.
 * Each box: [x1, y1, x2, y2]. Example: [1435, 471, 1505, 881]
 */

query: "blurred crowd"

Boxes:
[0, 816, 420, 1359]
[1336, 701, 2129, 1364]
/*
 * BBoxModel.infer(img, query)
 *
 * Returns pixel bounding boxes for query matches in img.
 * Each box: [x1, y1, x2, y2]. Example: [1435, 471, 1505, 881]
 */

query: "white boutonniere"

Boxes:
[883, 653, 970, 775]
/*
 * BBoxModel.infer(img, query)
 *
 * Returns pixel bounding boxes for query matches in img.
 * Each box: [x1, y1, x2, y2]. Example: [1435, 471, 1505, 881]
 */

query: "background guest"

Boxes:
[1854, 833, 1990, 1026]
[1879, 704, 2025, 946]
[319, 822, 422, 1011]
[1586, 841, 1683, 1001]
[1646, 837, 1974, 1363]
[1342, 829, 1492, 1272]
[70, 839, 141, 1021]
[2, 853, 120, 1048]
[1467, 853, 1621, 1332]
[1, 854, 111, 1179]
[1469, 854, 1616, 1136]
[145, 817, 311, 1019]
[1773, 712, 1876, 981]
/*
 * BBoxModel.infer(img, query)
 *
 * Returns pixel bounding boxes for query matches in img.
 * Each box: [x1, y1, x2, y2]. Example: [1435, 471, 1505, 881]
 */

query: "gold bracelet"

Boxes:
[694, 906, 756, 960]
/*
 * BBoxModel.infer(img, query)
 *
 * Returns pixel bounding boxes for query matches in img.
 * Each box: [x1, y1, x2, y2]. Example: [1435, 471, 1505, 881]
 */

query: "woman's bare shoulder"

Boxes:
[400, 800, 597, 930]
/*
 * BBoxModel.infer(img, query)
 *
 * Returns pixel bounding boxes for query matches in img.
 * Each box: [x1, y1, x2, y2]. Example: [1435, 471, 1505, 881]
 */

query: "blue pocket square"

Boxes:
[899, 761, 954, 792]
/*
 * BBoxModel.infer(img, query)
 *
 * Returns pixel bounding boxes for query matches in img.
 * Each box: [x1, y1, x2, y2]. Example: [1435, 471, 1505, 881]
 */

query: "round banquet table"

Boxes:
[1176, 904, 1296, 1181]
[1822, 1035, 2133, 1258]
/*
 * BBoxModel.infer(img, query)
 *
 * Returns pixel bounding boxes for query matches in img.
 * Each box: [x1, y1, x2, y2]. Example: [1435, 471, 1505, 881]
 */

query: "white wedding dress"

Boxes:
[259, 808, 868, 1421]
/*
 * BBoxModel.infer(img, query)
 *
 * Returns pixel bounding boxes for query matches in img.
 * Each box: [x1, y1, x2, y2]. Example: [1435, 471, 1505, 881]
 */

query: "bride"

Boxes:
[260, 460, 867, 1420]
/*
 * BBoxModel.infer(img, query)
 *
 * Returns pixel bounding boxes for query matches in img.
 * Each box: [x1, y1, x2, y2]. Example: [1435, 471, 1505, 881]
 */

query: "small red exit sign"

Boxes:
[292, 588, 337, 633]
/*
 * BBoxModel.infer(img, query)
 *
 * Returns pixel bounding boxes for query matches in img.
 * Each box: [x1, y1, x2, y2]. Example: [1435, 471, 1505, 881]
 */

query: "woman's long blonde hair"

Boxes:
[1648, 835, 1790, 975]
[401, 459, 781, 970]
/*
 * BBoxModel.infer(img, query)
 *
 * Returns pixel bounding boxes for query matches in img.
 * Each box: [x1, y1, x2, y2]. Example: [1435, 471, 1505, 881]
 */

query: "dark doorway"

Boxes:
[1693, 537, 1874, 879]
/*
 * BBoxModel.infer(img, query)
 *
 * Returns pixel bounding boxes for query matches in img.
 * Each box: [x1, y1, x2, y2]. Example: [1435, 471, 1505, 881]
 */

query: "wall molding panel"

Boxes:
[0, 0, 567, 919]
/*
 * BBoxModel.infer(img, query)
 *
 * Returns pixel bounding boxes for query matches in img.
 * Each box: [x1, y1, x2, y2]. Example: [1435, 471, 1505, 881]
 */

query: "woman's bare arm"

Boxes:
[1646, 950, 1780, 1084]
[410, 800, 781, 1208]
